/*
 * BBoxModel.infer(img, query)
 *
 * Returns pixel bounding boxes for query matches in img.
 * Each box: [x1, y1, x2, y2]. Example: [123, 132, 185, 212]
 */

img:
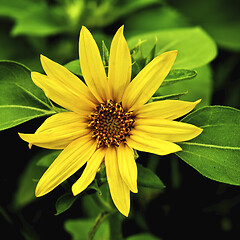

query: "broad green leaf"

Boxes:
[177, 106, 240, 185]
[127, 27, 217, 69]
[55, 193, 78, 216]
[0, 61, 46, 99]
[0, 83, 54, 131]
[127, 233, 161, 240]
[157, 65, 212, 108]
[137, 164, 165, 189]
[13, 153, 46, 209]
[64, 218, 109, 240]
[0, 61, 54, 131]
[161, 69, 197, 87]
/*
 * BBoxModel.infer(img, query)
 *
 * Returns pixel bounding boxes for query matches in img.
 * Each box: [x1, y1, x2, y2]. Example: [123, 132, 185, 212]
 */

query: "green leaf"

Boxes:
[177, 106, 240, 185]
[0, 61, 54, 131]
[127, 27, 217, 69]
[151, 91, 188, 101]
[13, 153, 46, 209]
[36, 150, 61, 168]
[64, 218, 109, 240]
[137, 164, 165, 189]
[11, 4, 67, 37]
[0, 0, 38, 19]
[102, 40, 109, 67]
[205, 22, 240, 51]
[64, 60, 82, 76]
[55, 193, 78, 216]
[157, 65, 213, 108]
[127, 233, 161, 240]
[84, 0, 162, 28]
[161, 69, 197, 87]
[125, 6, 189, 33]
[170, 0, 240, 51]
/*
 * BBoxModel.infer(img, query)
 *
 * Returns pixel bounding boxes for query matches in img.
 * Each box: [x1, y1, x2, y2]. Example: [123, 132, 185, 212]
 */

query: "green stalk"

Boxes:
[108, 212, 124, 240]
[88, 211, 110, 240]
[90, 184, 124, 239]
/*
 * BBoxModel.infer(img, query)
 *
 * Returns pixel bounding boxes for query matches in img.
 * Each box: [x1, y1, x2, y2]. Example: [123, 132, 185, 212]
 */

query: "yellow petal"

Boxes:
[122, 50, 177, 111]
[117, 143, 138, 193]
[35, 136, 97, 197]
[19, 112, 90, 149]
[136, 99, 201, 120]
[31, 72, 95, 115]
[72, 148, 106, 196]
[79, 26, 109, 102]
[108, 26, 132, 102]
[127, 132, 182, 156]
[40, 55, 97, 104]
[134, 118, 203, 142]
[105, 147, 130, 217]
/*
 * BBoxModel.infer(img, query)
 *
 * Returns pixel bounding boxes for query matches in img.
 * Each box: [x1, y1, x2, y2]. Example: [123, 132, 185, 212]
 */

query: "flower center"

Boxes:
[88, 100, 135, 148]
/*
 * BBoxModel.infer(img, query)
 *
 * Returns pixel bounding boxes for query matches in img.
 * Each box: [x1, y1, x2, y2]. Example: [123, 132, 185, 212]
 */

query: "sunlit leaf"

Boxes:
[177, 106, 240, 185]
[0, 61, 54, 131]
[127, 27, 217, 69]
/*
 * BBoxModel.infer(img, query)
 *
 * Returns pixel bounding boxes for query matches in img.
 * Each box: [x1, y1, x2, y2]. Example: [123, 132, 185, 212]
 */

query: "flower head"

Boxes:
[19, 26, 202, 216]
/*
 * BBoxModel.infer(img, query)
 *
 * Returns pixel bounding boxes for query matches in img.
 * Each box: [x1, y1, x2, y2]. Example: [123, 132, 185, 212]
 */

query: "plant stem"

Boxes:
[90, 185, 124, 239]
[108, 212, 124, 240]
[88, 211, 110, 240]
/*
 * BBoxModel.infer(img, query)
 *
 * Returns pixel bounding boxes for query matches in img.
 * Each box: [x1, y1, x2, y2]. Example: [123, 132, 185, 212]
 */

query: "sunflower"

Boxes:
[19, 26, 202, 217]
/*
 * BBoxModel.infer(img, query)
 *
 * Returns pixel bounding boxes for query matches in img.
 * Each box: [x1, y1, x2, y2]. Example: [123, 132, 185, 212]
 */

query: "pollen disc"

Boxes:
[88, 100, 135, 148]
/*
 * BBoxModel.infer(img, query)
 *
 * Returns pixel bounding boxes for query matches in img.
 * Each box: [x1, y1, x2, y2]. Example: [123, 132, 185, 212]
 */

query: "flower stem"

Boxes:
[88, 211, 110, 240]
[90, 184, 124, 239]
[108, 212, 124, 240]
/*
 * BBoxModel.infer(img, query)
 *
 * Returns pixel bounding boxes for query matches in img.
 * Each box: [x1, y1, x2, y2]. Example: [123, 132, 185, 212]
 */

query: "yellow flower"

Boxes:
[19, 26, 202, 217]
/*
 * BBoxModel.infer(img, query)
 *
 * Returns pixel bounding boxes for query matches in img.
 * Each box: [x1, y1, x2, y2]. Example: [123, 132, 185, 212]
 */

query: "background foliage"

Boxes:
[0, 0, 240, 239]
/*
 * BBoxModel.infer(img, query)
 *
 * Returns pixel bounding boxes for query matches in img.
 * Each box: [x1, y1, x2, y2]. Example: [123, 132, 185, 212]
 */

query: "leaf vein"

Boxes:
[180, 142, 240, 151]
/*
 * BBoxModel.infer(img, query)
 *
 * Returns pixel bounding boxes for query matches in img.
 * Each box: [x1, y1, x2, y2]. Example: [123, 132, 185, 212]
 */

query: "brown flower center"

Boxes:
[88, 100, 135, 148]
